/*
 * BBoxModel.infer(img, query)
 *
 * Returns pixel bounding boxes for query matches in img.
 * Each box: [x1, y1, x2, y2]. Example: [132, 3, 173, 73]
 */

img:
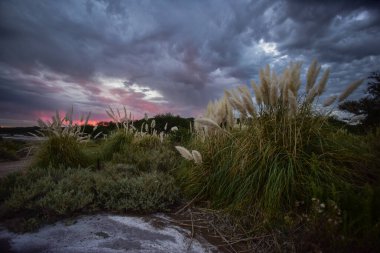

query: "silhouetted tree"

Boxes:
[339, 72, 380, 128]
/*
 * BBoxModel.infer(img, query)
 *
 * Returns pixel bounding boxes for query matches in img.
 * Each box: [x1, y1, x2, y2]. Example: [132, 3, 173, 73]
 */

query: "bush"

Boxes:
[102, 132, 178, 173]
[101, 130, 133, 160]
[0, 165, 179, 232]
[176, 61, 380, 250]
[32, 136, 90, 168]
[94, 170, 179, 212]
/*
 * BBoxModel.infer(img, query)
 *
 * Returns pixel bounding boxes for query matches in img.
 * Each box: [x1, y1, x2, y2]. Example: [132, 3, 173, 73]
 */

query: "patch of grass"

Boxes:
[0, 165, 179, 232]
[101, 130, 133, 161]
[111, 136, 178, 173]
[31, 136, 91, 169]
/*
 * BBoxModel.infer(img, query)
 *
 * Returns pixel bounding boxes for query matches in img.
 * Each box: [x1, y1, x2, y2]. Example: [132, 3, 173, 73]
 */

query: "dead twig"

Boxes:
[186, 209, 195, 251]
[217, 234, 272, 247]
[210, 222, 238, 253]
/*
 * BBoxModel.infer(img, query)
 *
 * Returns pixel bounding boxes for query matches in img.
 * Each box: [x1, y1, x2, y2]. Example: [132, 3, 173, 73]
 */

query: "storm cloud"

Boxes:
[1, 0, 379, 126]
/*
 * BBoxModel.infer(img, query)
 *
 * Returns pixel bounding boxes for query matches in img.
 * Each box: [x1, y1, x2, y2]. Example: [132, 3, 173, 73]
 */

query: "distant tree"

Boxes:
[339, 72, 380, 128]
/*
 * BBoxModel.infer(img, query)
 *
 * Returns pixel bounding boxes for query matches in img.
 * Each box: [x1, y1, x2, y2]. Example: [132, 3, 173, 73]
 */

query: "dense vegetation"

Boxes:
[0, 61, 379, 252]
[176, 61, 380, 251]
[0, 137, 28, 161]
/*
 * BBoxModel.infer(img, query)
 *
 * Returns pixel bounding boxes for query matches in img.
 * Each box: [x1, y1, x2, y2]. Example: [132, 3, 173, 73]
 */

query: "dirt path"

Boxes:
[0, 157, 33, 178]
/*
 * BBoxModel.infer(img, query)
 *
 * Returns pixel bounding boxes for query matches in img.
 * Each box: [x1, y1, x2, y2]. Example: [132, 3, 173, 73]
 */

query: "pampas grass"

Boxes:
[175, 146, 203, 164]
[35, 108, 92, 142]
[251, 80, 263, 105]
[31, 107, 94, 168]
[288, 90, 297, 116]
[306, 59, 321, 93]
[240, 86, 257, 117]
[338, 79, 364, 102]
[195, 117, 222, 130]
[175, 146, 193, 161]
[105, 106, 134, 131]
[323, 95, 338, 107]
[316, 68, 330, 95]
[191, 150, 202, 164]
[177, 60, 375, 224]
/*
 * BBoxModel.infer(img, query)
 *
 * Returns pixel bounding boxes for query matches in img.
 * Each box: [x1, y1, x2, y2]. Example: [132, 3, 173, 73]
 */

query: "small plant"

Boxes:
[32, 107, 93, 142]
[103, 106, 181, 173]
[31, 107, 94, 168]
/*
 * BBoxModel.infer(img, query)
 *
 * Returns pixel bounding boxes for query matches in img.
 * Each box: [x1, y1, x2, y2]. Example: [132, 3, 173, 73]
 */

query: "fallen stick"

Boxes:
[210, 222, 238, 253]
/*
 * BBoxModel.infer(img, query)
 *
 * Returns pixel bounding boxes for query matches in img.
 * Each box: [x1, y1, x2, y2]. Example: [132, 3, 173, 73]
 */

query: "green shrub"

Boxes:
[94, 170, 179, 212]
[37, 169, 95, 215]
[103, 133, 178, 173]
[32, 136, 90, 168]
[0, 165, 179, 232]
[101, 130, 133, 160]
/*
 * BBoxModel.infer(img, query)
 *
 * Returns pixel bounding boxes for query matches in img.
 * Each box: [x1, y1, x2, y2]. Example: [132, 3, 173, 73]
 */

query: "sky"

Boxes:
[1, 0, 380, 127]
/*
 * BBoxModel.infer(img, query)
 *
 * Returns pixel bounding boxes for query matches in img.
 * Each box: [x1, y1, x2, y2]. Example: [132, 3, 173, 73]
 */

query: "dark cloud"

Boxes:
[0, 0, 380, 126]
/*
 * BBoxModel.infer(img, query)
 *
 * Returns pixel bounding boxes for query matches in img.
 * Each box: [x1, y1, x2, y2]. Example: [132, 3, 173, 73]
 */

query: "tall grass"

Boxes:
[32, 135, 90, 168]
[177, 60, 377, 220]
[31, 108, 94, 168]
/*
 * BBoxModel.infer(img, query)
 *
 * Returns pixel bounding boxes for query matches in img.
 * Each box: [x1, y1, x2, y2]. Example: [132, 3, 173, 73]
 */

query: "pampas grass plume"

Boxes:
[270, 84, 278, 107]
[242, 94, 256, 117]
[151, 119, 156, 129]
[306, 87, 317, 103]
[338, 79, 364, 102]
[288, 62, 302, 94]
[251, 80, 263, 105]
[316, 68, 330, 95]
[192, 150, 203, 164]
[322, 95, 337, 107]
[306, 59, 321, 93]
[239, 85, 256, 116]
[259, 67, 271, 105]
[288, 90, 297, 115]
[195, 117, 221, 129]
[175, 146, 193, 161]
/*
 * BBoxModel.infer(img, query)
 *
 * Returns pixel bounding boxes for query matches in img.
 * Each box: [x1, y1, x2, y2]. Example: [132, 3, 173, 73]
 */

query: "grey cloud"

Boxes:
[0, 0, 380, 125]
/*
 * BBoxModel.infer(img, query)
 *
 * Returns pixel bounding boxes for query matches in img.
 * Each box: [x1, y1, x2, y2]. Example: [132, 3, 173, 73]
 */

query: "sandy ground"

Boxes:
[0, 157, 33, 178]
